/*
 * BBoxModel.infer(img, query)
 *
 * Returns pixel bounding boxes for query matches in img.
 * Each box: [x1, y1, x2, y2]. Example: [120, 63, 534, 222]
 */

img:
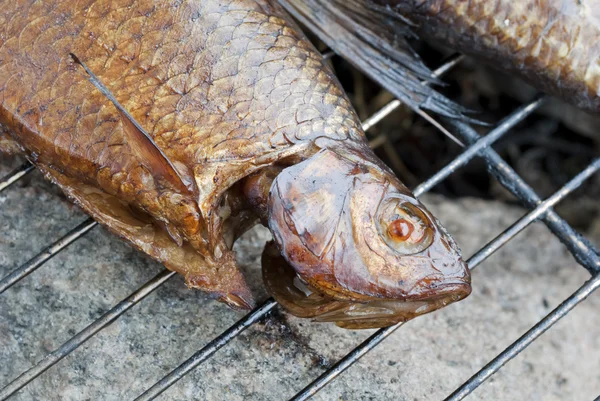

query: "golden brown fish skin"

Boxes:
[373, 0, 600, 113]
[0, 0, 361, 308]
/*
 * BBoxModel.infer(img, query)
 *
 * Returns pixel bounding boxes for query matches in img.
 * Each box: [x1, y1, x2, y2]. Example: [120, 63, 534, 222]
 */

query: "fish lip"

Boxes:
[309, 279, 472, 328]
[409, 280, 472, 301]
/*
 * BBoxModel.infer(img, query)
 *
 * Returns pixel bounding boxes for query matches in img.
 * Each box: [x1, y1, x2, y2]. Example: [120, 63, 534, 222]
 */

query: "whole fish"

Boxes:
[0, 0, 470, 329]
[279, 0, 600, 114]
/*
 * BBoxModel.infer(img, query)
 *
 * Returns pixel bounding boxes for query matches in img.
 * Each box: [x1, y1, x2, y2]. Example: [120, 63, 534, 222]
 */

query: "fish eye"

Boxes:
[387, 217, 414, 241]
[377, 199, 434, 255]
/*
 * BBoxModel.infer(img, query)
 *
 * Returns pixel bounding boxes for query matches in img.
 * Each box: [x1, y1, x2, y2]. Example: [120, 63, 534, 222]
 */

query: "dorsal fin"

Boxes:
[277, 0, 476, 121]
[70, 54, 193, 195]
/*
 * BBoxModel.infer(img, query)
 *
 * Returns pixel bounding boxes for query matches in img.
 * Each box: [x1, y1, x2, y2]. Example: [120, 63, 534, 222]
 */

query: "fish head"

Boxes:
[264, 146, 470, 329]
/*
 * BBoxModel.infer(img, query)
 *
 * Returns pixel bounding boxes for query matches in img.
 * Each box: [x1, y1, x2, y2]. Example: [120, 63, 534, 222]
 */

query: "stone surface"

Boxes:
[1, 156, 599, 401]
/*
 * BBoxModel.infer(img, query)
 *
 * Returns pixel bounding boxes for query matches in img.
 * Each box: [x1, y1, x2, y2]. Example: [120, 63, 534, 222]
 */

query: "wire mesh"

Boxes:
[1, 44, 599, 401]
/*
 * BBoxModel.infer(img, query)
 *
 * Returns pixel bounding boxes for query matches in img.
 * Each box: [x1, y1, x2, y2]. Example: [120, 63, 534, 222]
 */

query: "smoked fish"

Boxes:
[279, 0, 600, 114]
[0, 0, 470, 329]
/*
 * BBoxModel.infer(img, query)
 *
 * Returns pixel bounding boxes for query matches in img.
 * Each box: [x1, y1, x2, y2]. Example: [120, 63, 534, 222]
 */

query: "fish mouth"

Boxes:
[310, 283, 470, 329]
[262, 242, 471, 329]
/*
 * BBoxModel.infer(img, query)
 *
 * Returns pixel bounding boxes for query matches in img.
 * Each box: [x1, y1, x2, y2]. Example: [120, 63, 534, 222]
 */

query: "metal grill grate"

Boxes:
[1, 49, 599, 401]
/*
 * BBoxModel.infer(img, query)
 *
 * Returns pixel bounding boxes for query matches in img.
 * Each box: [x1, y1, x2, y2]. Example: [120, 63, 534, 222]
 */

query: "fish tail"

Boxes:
[277, 0, 473, 120]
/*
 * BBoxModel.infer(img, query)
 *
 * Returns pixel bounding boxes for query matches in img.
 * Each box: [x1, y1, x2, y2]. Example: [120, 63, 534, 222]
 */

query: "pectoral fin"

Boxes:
[277, 0, 472, 120]
[116, 109, 193, 194]
[70, 54, 193, 195]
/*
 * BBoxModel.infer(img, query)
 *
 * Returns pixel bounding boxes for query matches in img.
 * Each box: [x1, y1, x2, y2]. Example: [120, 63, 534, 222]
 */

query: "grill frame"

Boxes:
[0, 50, 599, 401]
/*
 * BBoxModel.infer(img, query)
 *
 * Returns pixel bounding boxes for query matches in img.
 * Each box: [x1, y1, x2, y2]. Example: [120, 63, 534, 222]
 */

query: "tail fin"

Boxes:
[277, 0, 471, 120]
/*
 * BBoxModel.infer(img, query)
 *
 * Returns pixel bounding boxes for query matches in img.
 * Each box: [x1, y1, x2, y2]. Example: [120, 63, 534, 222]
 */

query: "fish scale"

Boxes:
[1, 1, 357, 186]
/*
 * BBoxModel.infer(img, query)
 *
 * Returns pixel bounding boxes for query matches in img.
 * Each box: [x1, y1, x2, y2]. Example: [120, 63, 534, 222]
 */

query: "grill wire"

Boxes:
[1, 47, 599, 401]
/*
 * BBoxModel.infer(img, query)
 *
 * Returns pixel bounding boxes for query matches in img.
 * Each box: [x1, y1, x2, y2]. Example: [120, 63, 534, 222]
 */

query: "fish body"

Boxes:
[279, 0, 600, 114]
[0, 0, 470, 328]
